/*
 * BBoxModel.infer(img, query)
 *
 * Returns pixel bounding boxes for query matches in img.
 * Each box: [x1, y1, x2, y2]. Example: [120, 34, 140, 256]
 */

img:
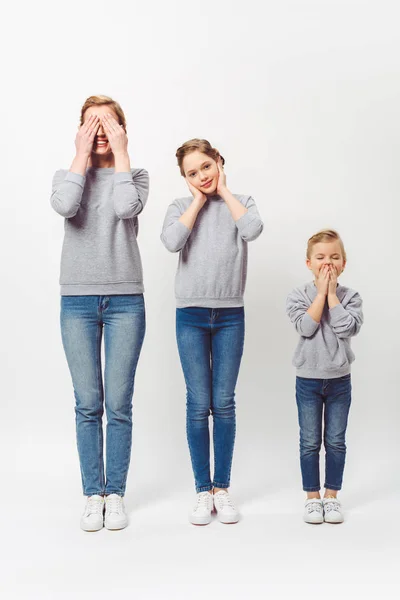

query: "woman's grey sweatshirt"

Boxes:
[161, 194, 263, 308]
[286, 281, 364, 379]
[51, 167, 149, 295]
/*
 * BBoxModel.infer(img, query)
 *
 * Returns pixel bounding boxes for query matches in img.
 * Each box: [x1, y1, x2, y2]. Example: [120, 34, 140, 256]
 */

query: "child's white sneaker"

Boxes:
[80, 495, 104, 531]
[189, 492, 214, 525]
[213, 490, 239, 524]
[323, 497, 344, 523]
[303, 498, 324, 524]
[104, 494, 128, 530]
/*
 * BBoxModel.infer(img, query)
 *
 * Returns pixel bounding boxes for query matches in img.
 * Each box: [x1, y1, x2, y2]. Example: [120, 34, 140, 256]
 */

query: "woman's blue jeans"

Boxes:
[60, 295, 145, 496]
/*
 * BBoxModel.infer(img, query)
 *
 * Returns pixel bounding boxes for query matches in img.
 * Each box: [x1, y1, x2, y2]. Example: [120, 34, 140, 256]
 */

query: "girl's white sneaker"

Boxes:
[105, 494, 128, 530]
[213, 490, 239, 524]
[189, 492, 214, 525]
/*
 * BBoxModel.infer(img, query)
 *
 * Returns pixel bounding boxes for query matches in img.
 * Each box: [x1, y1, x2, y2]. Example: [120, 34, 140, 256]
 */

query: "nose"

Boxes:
[97, 123, 105, 136]
[200, 171, 209, 181]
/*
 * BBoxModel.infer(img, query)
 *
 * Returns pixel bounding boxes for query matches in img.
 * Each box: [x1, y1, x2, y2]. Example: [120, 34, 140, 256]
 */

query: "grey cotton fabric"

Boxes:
[51, 167, 149, 295]
[161, 194, 263, 308]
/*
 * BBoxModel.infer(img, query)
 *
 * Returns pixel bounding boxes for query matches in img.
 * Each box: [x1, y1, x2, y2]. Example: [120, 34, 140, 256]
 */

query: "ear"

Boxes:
[306, 259, 312, 270]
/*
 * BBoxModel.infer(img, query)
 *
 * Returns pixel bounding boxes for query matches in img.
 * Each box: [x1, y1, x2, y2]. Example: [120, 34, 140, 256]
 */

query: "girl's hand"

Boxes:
[216, 158, 227, 194]
[316, 265, 330, 296]
[186, 179, 207, 207]
[101, 113, 128, 155]
[75, 114, 100, 157]
[328, 265, 338, 295]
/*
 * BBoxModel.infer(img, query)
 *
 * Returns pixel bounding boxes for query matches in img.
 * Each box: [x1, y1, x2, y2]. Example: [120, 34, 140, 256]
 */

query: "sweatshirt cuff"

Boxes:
[65, 172, 85, 187]
[301, 312, 320, 336]
[235, 210, 256, 234]
[329, 303, 347, 323]
[113, 172, 133, 184]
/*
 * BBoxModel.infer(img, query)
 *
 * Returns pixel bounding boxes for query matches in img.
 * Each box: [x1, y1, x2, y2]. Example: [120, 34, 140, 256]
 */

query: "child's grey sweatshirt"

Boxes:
[286, 281, 364, 379]
[161, 194, 263, 308]
[51, 167, 149, 295]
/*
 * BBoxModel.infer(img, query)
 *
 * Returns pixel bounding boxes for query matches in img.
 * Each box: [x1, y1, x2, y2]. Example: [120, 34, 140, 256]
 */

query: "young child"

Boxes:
[286, 229, 363, 524]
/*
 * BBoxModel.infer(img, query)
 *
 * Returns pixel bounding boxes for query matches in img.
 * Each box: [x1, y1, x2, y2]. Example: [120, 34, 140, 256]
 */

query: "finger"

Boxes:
[88, 116, 100, 134]
[81, 114, 95, 132]
[89, 121, 100, 140]
[105, 113, 120, 133]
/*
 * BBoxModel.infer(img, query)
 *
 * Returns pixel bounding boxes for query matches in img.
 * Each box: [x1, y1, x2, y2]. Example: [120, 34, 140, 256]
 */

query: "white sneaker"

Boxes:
[213, 490, 239, 524]
[323, 497, 344, 523]
[303, 498, 324, 524]
[189, 492, 214, 525]
[104, 494, 128, 530]
[80, 495, 104, 531]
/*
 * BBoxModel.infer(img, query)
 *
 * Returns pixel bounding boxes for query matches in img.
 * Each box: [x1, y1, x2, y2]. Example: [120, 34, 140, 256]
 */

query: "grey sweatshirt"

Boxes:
[161, 194, 263, 308]
[51, 167, 149, 295]
[286, 281, 363, 379]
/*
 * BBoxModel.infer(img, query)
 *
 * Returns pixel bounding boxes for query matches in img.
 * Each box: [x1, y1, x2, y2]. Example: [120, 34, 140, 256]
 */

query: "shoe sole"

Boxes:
[216, 514, 239, 524]
[105, 520, 128, 530]
[303, 518, 324, 524]
[80, 523, 103, 532]
[189, 515, 212, 526]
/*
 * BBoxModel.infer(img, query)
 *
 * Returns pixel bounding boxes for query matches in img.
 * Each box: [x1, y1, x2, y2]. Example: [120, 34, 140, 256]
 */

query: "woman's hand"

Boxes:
[186, 179, 207, 208]
[216, 158, 227, 195]
[101, 113, 128, 155]
[75, 114, 100, 158]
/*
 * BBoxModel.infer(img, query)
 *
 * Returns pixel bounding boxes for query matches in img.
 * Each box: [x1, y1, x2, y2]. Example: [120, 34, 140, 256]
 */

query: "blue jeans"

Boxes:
[176, 307, 245, 493]
[296, 375, 352, 491]
[60, 295, 145, 496]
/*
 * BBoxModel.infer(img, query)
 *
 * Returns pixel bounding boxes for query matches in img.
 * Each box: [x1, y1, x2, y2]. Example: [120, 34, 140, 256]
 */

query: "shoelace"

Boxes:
[86, 497, 103, 515]
[194, 492, 212, 511]
[106, 496, 122, 514]
[215, 493, 235, 510]
[324, 499, 341, 513]
[306, 501, 322, 514]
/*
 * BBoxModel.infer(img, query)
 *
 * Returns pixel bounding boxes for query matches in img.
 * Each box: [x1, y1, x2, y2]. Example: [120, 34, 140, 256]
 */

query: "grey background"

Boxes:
[3, 0, 399, 598]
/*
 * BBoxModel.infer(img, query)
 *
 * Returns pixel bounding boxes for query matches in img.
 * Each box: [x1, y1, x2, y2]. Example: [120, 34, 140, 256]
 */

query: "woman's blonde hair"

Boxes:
[307, 229, 347, 261]
[176, 138, 225, 176]
[80, 95, 127, 131]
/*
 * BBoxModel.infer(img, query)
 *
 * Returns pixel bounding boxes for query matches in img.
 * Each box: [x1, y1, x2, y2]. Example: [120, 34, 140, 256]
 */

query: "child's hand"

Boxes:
[186, 179, 207, 208]
[316, 265, 330, 296]
[328, 265, 338, 295]
[216, 158, 227, 194]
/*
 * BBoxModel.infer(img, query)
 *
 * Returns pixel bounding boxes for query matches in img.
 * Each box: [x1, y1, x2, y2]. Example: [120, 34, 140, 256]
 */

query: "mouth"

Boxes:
[94, 138, 108, 149]
[201, 180, 214, 189]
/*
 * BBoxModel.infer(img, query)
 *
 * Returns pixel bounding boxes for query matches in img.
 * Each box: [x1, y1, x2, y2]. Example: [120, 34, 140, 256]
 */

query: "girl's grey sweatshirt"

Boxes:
[51, 167, 149, 295]
[286, 281, 364, 379]
[161, 194, 263, 308]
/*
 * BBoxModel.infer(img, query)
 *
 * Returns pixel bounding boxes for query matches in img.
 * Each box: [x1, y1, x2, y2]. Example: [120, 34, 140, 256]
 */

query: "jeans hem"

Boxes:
[84, 492, 105, 497]
[303, 486, 321, 492]
[324, 483, 342, 491]
[196, 485, 213, 493]
[213, 482, 230, 489]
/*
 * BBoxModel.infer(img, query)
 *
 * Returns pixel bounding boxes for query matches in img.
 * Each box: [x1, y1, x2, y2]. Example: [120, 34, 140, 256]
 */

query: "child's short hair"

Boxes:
[306, 229, 347, 261]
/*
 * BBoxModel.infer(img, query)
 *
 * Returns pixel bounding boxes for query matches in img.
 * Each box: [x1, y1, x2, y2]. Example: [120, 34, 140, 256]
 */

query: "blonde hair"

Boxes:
[306, 229, 347, 261]
[80, 95, 127, 131]
[176, 138, 225, 176]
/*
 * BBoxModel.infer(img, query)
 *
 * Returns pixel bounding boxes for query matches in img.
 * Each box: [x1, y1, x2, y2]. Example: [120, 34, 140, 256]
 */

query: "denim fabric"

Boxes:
[296, 375, 352, 491]
[60, 295, 145, 496]
[176, 307, 245, 492]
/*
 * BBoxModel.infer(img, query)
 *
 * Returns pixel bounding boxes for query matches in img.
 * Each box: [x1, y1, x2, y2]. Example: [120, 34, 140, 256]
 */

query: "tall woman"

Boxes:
[51, 95, 149, 531]
[161, 139, 263, 525]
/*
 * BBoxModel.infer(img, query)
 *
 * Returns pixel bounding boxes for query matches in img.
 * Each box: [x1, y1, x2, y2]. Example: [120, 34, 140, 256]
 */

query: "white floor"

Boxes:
[4, 476, 399, 600]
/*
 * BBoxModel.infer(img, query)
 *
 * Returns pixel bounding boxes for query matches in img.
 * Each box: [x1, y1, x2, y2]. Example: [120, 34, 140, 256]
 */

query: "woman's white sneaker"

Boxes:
[80, 495, 104, 531]
[323, 497, 344, 523]
[105, 494, 128, 530]
[189, 492, 214, 525]
[213, 490, 239, 524]
[303, 498, 324, 524]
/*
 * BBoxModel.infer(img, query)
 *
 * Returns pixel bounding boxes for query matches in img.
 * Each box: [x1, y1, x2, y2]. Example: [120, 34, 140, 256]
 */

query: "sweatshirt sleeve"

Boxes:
[235, 196, 263, 242]
[113, 168, 149, 219]
[50, 170, 85, 218]
[286, 289, 320, 338]
[329, 293, 363, 338]
[160, 201, 192, 253]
